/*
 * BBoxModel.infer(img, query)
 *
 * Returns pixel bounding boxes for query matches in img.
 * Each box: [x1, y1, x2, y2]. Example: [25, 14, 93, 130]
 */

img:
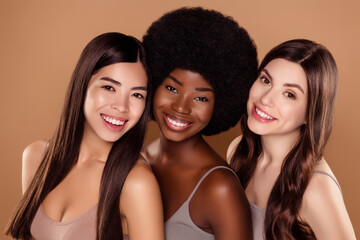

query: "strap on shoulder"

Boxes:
[313, 170, 342, 194]
[186, 166, 237, 202]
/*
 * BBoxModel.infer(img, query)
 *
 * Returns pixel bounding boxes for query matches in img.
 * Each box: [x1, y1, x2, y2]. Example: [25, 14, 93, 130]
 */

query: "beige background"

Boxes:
[1, 0, 359, 238]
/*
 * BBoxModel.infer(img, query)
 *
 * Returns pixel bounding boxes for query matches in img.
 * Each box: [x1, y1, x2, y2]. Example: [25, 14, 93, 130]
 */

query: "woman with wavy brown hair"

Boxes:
[227, 39, 356, 239]
[6, 32, 164, 240]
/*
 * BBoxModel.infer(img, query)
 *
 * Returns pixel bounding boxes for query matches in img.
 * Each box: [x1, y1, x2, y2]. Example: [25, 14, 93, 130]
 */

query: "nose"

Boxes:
[171, 95, 191, 115]
[112, 94, 129, 113]
[260, 89, 275, 107]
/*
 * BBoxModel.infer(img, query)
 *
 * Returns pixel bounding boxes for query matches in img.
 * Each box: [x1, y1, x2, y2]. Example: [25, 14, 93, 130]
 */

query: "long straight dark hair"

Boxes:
[6, 32, 151, 240]
[230, 39, 338, 239]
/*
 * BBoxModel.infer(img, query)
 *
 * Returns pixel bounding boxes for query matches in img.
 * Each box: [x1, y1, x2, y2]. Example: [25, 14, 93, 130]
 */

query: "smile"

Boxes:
[164, 113, 192, 130]
[101, 114, 126, 126]
[255, 106, 275, 120]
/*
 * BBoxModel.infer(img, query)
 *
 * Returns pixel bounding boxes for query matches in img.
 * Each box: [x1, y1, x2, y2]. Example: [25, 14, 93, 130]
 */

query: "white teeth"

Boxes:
[255, 108, 274, 120]
[167, 116, 188, 127]
[102, 115, 125, 126]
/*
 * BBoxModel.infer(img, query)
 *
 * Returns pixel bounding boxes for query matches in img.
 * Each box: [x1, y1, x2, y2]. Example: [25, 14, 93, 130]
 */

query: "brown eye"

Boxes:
[194, 96, 208, 102]
[102, 85, 115, 91]
[133, 93, 145, 99]
[165, 85, 178, 94]
[260, 76, 271, 86]
[284, 92, 296, 100]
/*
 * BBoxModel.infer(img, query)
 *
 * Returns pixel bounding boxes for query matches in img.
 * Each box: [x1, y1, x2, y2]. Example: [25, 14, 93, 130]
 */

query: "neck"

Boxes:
[259, 130, 301, 167]
[78, 123, 113, 164]
[159, 133, 208, 165]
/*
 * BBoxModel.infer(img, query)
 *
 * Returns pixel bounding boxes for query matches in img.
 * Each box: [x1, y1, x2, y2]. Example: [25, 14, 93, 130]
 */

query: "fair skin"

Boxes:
[22, 62, 164, 240]
[142, 68, 252, 239]
[227, 58, 355, 239]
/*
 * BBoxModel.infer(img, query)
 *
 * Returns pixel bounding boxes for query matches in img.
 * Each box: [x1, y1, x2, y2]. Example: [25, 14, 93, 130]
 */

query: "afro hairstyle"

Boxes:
[143, 7, 258, 136]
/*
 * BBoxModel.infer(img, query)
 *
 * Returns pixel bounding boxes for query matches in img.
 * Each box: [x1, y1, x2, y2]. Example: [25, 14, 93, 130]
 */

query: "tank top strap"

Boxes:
[313, 170, 342, 194]
[41, 139, 50, 158]
[186, 166, 237, 203]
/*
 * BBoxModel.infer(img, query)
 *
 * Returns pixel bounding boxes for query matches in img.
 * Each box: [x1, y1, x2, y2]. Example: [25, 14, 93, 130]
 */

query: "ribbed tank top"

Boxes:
[249, 170, 342, 239]
[165, 166, 237, 240]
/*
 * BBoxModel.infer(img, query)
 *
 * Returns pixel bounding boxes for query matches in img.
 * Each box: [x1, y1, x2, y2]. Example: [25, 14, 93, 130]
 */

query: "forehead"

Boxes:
[264, 58, 308, 91]
[168, 68, 213, 88]
[91, 62, 147, 86]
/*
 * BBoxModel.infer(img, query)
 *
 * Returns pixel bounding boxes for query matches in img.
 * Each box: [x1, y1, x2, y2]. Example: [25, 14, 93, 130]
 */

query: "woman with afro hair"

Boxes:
[141, 7, 258, 240]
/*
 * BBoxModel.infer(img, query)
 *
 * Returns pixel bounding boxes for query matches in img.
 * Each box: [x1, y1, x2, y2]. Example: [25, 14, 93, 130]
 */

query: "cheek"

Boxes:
[246, 97, 253, 111]
[283, 104, 307, 125]
[86, 90, 109, 108]
[153, 88, 174, 110]
[153, 89, 163, 109]
[248, 83, 262, 101]
[194, 103, 214, 123]
[296, 104, 307, 123]
[131, 101, 146, 118]
[207, 103, 215, 121]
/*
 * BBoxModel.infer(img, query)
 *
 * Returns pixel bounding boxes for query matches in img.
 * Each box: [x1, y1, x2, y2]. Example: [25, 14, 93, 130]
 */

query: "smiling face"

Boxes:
[83, 61, 148, 143]
[153, 68, 215, 142]
[247, 58, 308, 138]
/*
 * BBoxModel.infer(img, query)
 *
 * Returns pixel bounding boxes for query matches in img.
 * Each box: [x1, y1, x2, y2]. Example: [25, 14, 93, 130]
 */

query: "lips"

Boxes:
[252, 105, 276, 122]
[101, 113, 128, 130]
[163, 113, 192, 131]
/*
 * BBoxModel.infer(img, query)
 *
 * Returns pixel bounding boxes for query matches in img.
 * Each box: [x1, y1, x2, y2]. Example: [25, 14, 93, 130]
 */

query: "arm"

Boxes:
[226, 135, 242, 163]
[300, 171, 356, 239]
[120, 160, 165, 240]
[22, 139, 48, 194]
[197, 168, 252, 240]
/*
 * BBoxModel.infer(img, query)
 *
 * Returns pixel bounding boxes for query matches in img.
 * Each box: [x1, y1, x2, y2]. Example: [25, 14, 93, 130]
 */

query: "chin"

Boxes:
[101, 134, 125, 143]
[247, 123, 264, 136]
[160, 130, 192, 142]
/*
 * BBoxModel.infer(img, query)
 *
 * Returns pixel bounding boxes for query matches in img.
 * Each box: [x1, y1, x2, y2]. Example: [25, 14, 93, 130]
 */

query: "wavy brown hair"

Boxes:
[6, 32, 151, 240]
[230, 39, 338, 239]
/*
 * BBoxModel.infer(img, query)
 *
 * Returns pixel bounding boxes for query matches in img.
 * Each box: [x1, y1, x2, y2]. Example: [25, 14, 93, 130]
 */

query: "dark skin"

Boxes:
[142, 68, 252, 239]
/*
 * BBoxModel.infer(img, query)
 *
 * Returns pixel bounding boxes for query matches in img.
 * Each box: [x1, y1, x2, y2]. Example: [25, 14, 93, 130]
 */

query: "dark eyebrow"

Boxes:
[101, 77, 147, 91]
[131, 86, 147, 91]
[262, 69, 273, 80]
[100, 77, 121, 86]
[168, 75, 214, 93]
[195, 87, 214, 93]
[263, 69, 304, 94]
[168, 75, 183, 86]
[283, 83, 305, 94]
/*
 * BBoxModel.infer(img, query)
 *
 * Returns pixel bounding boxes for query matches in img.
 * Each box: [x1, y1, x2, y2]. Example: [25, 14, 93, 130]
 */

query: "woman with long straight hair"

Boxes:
[7, 32, 164, 240]
[227, 39, 356, 239]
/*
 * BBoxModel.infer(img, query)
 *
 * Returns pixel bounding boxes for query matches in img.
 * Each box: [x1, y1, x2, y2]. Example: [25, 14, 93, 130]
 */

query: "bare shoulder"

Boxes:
[302, 158, 341, 209]
[120, 157, 164, 240]
[195, 166, 252, 239]
[121, 156, 160, 201]
[300, 158, 356, 239]
[200, 166, 243, 199]
[22, 139, 48, 193]
[226, 135, 243, 162]
[141, 138, 160, 164]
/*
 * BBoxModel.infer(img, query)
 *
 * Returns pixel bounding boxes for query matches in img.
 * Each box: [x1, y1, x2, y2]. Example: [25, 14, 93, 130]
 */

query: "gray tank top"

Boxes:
[250, 170, 342, 240]
[165, 166, 236, 240]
